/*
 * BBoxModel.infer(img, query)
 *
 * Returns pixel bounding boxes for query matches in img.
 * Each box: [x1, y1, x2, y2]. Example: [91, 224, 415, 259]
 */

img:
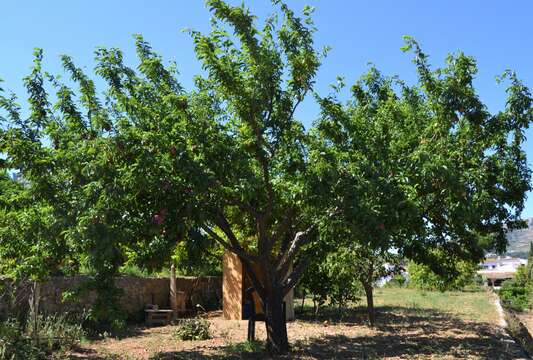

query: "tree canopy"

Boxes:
[0, 0, 532, 355]
[311, 40, 532, 279]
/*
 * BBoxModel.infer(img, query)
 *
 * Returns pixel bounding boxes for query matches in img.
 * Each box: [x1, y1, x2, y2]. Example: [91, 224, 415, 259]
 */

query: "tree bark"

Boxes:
[264, 289, 289, 355]
[363, 283, 375, 327]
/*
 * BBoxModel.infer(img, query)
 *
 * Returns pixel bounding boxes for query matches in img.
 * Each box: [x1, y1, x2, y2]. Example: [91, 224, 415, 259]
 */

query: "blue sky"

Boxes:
[1, 1, 532, 215]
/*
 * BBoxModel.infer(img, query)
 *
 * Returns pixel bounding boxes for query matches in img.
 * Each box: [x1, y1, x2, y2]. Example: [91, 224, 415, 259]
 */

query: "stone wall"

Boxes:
[0, 275, 221, 321]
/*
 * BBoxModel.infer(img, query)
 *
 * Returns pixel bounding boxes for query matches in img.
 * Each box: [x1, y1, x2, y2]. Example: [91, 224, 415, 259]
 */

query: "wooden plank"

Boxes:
[223, 251, 243, 320]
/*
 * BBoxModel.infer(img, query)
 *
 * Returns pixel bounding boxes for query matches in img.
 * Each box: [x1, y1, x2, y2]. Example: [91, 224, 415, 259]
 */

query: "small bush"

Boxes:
[384, 274, 407, 288]
[499, 265, 532, 312]
[499, 279, 530, 312]
[0, 319, 41, 360]
[37, 314, 86, 352]
[407, 261, 477, 292]
[82, 306, 127, 337]
[173, 318, 211, 341]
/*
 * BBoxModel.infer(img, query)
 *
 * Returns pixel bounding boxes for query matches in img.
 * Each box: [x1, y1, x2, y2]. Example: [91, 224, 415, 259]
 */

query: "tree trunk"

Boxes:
[29, 281, 41, 344]
[264, 289, 289, 355]
[363, 283, 375, 327]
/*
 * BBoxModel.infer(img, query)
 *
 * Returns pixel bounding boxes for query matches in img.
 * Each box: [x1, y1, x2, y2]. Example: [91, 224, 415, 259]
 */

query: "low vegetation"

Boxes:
[499, 244, 533, 312]
[0, 314, 85, 360]
[407, 260, 480, 292]
[173, 318, 211, 341]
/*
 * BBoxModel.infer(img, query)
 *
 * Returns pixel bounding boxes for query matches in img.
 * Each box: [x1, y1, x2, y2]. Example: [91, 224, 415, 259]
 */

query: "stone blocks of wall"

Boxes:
[0, 275, 221, 321]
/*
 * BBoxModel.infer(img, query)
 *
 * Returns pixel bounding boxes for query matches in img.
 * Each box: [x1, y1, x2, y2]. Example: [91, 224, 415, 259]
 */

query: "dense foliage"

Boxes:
[407, 260, 478, 292]
[299, 243, 362, 315]
[0, 0, 531, 354]
[302, 37, 532, 326]
[1, 40, 200, 331]
[0, 0, 330, 353]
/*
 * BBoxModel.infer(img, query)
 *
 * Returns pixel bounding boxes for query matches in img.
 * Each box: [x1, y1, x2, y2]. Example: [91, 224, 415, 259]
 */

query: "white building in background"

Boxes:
[477, 256, 528, 287]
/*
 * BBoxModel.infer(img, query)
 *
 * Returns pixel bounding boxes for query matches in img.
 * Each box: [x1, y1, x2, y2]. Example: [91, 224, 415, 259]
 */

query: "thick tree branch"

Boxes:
[273, 207, 295, 254]
[200, 224, 256, 263]
[276, 207, 340, 277]
[200, 221, 266, 299]
[276, 225, 314, 279]
[213, 209, 241, 245]
[282, 257, 310, 297]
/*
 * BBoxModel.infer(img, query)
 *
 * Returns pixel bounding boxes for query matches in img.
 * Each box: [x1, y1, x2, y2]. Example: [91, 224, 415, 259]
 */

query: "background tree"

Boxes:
[299, 234, 362, 317]
[407, 259, 478, 292]
[306, 39, 532, 326]
[0, 40, 197, 331]
[171, 230, 224, 276]
[333, 244, 400, 327]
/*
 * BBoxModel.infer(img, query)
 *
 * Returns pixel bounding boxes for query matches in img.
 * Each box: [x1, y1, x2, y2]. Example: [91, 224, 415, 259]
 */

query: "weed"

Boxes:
[173, 318, 211, 341]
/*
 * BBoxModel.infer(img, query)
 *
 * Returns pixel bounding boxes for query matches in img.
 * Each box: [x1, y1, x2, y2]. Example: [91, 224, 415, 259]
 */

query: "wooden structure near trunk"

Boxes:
[222, 251, 294, 321]
[145, 265, 188, 326]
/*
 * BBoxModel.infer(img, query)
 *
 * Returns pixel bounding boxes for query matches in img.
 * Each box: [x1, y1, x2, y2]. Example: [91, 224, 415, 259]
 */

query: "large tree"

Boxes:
[1, 2, 531, 355]
[1, 40, 199, 330]
[184, 1, 331, 353]
[1, 0, 330, 352]
[309, 39, 532, 324]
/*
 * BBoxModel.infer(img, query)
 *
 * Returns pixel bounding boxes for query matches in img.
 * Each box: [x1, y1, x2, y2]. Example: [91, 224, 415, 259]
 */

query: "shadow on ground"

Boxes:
[74, 306, 525, 359]
[289, 306, 523, 359]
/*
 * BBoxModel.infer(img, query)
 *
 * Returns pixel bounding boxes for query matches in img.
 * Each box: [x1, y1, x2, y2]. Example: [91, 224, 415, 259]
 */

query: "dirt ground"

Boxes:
[69, 289, 528, 359]
[517, 311, 533, 335]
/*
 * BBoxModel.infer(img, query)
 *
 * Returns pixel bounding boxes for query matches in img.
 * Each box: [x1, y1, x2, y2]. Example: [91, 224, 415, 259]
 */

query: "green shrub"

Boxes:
[499, 266, 531, 312]
[225, 340, 264, 356]
[36, 314, 85, 352]
[82, 305, 127, 336]
[0, 319, 41, 360]
[384, 274, 407, 288]
[499, 279, 530, 311]
[407, 260, 477, 292]
[173, 318, 211, 341]
[0, 314, 85, 360]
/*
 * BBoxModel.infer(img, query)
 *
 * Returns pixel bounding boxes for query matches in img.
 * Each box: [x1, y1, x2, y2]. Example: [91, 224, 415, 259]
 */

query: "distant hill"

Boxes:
[505, 218, 533, 258]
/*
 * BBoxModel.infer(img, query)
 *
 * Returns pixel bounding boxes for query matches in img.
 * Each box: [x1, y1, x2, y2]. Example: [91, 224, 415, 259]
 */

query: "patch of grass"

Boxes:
[296, 286, 496, 325]
[224, 340, 264, 356]
[373, 287, 496, 323]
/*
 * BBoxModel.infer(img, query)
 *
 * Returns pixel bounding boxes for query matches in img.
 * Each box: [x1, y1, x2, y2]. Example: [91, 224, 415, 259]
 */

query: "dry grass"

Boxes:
[68, 287, 526, 359]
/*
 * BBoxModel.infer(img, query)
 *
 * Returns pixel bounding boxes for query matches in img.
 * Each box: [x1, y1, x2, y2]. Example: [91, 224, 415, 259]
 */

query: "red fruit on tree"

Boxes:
[153, 214, 164, 225]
